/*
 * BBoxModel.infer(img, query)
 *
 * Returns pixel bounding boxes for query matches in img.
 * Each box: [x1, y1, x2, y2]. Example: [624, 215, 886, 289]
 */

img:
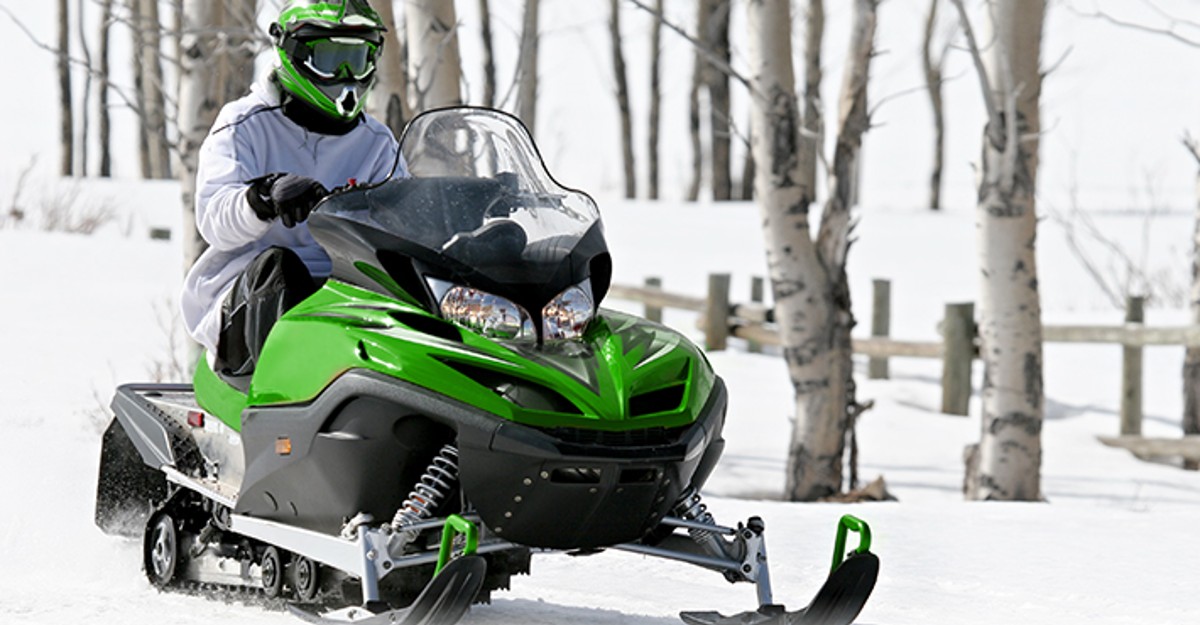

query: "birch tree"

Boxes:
[801, 0, 824, 209]
[952, 0, 1046, 501]
[516, 0, 541, 135]
[76, 0, 93, 175]
[610, 0, 636, 199]
[703, 0, 732, 201]
[747, 0, 878, 501]
[1184, 137, 1200, 471]
[922, 0, 952, 210]
[58, 0, 74, 176]
[647, 0, 664, 200]
[178, 0, 259, 273]
[369, 0, 411, 137]
[478, 0, 496, 107]
[406, 0, 464, 112]
[136, 0, 171, 179]
[687, 38, 702, 201]
[98, 0, 114, 177]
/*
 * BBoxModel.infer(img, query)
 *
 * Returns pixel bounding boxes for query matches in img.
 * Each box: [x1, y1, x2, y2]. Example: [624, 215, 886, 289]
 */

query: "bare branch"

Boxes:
[624, 0, 752, 92]
[1184, 132, 1200, 166]
[1, 5, 153, 138]
[1040, 44, 1073, 79]
[1065, 0, 1200, 48]
[948, 0, 1001, 131]
[869, 80, 947, 118]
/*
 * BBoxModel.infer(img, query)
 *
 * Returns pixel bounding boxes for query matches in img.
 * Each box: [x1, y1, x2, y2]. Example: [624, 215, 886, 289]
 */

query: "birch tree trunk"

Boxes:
[747, 0, 878, 502]
[609, 0, 637, 199]
[58, 0, 74, 177]
[815, 0, 876, 495]
[922, 0, 945, 210]
[406, 0, 464, 113]
[1184, 146, 1200, 471]
[647, 0, 663, 200]
[801, 0, 824, 198]
[478, 0, 496, 107]
[703, 0, 732, 201]
[127, 0, 150, 177]
[76, 0, 92, 176]
[138, 0, 171, 179]
[178, 0, 258, 274]
[954, 0, 1046, 501]
[516, 0, 541, 135]
[98, 0, 113, 178]
[686, 44, 703, 202]
[370, 0, 411, 137]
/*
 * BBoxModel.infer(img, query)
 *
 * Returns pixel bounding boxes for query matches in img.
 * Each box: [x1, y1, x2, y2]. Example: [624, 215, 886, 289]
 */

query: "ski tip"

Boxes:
[794, 551, 879, 625]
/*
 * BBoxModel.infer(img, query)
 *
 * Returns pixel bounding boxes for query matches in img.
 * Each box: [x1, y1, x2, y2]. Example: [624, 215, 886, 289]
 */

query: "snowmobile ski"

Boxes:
[679, 552, 879, 625]
[288, 555, 488, 625]
[680, 515, 879, 625]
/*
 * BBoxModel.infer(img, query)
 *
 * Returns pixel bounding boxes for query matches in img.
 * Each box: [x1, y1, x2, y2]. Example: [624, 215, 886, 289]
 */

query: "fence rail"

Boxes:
[607, 274, 1200, 442]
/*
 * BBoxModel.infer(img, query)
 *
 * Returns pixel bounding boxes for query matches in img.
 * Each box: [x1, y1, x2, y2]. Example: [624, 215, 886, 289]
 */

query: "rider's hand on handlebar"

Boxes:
[247, 173, 329, 228]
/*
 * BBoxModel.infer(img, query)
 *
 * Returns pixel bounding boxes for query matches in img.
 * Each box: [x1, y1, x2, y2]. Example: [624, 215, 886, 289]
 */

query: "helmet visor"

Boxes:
[302, 37, 377, 81]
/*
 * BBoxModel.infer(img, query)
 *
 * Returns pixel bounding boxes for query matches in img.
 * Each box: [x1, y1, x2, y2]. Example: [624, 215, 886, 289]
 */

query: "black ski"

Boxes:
[680, 552, 879, 625]
[288, 555, 488, 625]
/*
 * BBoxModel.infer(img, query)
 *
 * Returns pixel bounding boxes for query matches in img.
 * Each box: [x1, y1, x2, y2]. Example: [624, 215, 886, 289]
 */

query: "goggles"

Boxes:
[298, 37, 378, 81]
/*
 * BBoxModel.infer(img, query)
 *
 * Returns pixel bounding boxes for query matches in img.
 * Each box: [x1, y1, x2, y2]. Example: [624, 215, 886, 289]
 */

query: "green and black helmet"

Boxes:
[271, 0, 386, 120]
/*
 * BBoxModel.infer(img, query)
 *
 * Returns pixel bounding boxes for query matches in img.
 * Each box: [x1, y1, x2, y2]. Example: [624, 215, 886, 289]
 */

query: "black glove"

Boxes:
[246, 173, 328, 228]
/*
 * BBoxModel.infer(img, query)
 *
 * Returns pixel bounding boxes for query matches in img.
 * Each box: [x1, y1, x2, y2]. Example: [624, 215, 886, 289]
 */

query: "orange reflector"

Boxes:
[275, 438, 293, 456]
[186, 411, 205, 428]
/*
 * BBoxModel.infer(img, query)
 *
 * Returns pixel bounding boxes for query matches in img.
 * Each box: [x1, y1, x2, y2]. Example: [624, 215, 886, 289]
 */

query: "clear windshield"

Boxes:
[319, 108, 601, 270]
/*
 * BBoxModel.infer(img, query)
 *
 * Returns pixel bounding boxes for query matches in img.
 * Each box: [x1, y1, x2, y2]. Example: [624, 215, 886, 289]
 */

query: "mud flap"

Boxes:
[96, 417, 167, 537]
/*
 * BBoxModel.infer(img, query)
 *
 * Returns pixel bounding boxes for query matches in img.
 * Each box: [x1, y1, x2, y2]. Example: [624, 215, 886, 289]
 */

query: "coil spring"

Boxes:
[675, 486, 718, 542]
[392, 445, 460, 540]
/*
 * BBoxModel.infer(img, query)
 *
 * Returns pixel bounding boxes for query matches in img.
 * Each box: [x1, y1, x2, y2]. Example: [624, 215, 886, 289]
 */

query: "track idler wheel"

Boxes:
[260, 546, 286, 599]
[291, 555, 321, 603]
[144, 512, 180, 587]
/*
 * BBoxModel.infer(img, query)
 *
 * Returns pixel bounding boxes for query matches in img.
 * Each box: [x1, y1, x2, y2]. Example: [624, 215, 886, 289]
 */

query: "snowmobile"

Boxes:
[95, 107, 879, 625]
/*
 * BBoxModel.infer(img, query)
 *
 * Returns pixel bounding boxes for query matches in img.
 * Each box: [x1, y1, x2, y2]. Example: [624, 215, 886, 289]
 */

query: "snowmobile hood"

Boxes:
[243, 281, 716, 432]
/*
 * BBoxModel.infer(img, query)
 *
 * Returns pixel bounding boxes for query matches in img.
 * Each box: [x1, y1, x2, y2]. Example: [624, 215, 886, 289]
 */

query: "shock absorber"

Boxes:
[391, 445, 460, 545]
[674, 486, 727, 558]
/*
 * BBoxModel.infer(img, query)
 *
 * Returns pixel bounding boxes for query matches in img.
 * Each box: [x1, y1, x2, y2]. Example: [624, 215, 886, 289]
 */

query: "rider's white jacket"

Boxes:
[181, 75, 401, 354]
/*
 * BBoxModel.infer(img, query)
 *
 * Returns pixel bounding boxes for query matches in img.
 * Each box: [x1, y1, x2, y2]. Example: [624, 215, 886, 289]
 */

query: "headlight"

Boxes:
[542, 285, 594, 341]
[439, 286, 535, 341]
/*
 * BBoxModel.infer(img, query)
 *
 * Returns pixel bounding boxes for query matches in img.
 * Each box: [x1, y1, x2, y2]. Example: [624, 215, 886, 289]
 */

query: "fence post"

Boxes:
[1121, 295, 1145, 436]
[941, 302, 974, 416]
[749, 276, 765, 353]
[704, 273, 731, 351]
[869, 279, 891, 379]
[644, 276, 663, 323]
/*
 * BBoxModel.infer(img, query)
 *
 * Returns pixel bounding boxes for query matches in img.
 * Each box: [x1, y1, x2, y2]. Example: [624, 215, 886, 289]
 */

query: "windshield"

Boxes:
[318, 108, 601, 271]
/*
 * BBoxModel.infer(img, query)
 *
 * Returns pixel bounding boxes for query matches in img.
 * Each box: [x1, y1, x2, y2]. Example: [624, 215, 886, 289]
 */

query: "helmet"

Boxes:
[271, 0, 386, 120]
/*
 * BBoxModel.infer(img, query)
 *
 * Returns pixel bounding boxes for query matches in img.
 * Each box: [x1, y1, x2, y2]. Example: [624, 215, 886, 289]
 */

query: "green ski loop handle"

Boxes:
[436, 514, 479, 575]
[831, 514, 873, 573]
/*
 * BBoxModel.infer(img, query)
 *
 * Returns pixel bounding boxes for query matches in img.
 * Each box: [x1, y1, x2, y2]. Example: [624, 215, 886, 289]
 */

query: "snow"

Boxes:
[3, 0, 1200, 623]
[3, 194, 1200, 625]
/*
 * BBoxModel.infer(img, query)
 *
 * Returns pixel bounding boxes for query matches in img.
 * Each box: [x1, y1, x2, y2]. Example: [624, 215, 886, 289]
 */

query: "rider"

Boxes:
[181, 0, 405, 376]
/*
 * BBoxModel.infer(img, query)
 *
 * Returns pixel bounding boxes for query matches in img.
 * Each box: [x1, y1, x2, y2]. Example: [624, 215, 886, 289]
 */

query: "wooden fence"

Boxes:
[608, 275, 1200, 462]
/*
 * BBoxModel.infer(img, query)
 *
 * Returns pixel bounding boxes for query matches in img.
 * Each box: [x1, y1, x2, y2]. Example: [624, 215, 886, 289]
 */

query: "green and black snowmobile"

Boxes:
[95, 107, 879, 625]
